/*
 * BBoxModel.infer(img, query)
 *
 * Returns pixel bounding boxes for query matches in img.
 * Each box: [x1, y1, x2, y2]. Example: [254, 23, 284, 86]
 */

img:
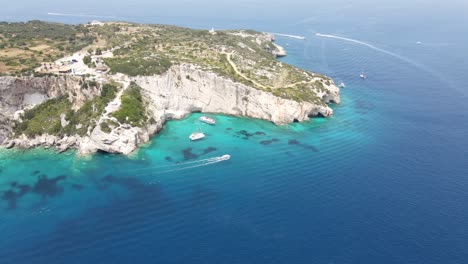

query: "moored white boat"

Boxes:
[189, 131, 205, 141]
[199, 115, 216, 125]
[189, 128, 205, 141]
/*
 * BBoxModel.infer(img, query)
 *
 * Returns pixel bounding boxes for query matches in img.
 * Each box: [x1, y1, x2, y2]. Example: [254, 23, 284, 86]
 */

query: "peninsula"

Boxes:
[0, 20, 340, 154]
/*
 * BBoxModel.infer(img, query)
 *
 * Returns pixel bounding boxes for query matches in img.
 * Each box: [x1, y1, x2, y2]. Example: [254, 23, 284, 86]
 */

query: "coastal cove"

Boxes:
[0, 98, 381, 260]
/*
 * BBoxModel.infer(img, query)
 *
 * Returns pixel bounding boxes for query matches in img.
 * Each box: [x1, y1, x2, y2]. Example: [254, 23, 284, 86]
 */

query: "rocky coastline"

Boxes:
[0, 63, 340, 155]
[0, 21, 341, 155]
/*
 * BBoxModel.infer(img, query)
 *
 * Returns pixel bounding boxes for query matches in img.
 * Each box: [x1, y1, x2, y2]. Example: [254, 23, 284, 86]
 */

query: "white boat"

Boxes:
[219, 154, 231, 161]
[339, 82, 346, 88]
[189, 131, 205, 141]
[199, 115, 216, 125]
[189, 126, 205, 141]
[360, 73, 367, 79]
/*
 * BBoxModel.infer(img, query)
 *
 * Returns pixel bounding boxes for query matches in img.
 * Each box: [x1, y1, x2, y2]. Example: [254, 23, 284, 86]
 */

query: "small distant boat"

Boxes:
[189, 127, 205, 141]
[360, 73, 367, 79]
[339, 82, 346, 88]
[199, 115, 216, 125]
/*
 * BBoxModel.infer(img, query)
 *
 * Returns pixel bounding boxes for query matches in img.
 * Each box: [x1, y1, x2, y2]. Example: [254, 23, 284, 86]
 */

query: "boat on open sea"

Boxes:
[219, 154, 231, 161]
[339, 82, 346, 88]
[360, 73, 367, 79]
[199, 115, 216, 125]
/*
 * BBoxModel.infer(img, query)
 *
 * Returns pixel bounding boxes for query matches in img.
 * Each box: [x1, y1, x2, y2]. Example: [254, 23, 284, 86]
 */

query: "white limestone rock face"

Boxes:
[0, 115, 10, 144]
[78, 123, 158, 155]
[0, 76, 99, 144]
[0, 76, 97, 113]
[76, 64, 340, 155]
[320, 81, 341, 105]
[134, 64, 339, 127]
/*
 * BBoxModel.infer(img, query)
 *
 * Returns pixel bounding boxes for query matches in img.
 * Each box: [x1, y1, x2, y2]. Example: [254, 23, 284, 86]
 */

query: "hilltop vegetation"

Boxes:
[105, 56, 172, 76]
[90, 22, 333, 102]
[0, 21, 95, 75]
[0, 21, 335, 104]
[95, 24, 292, 84]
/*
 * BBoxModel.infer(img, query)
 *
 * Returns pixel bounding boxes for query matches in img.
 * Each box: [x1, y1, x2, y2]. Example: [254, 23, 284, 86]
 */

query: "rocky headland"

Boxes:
[0, 21, 340, 155]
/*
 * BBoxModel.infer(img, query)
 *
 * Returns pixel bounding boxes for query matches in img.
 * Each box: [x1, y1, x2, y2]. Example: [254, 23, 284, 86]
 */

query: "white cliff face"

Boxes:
[76, 64, 339, 154]
[0, 76, 99, 144]
[135, 64, 339, 126]
[0, 76, 97, 113]
[78, 123, 158, 155]
[321, 81, 341, 105]
[0, 64, 340, 155]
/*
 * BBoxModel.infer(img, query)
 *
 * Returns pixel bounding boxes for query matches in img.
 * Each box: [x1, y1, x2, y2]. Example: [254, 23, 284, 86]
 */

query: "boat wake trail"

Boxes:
[316, 33, 426, 67]
[133, 155, 230, 176]
[269, 33, 306, 40]
[47, 12, 117, 19]
[315, 33, 461, 94]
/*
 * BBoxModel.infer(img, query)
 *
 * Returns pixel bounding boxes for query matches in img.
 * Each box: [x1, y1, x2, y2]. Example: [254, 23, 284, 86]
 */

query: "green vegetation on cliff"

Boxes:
[13, 83, 119, 137]
[112, 83, 148, 127]
[13, 96, 71, 137]
[63, 83, 118, 135]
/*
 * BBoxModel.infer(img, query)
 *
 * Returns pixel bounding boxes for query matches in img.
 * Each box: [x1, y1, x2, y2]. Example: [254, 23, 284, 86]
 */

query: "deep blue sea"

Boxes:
[1, 1, 468, 263]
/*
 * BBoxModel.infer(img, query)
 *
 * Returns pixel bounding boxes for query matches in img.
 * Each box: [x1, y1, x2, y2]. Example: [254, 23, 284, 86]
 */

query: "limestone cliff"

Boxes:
[135, 64, 339, 125]
[0, 64, 340, 155]
[0, 21, 344, 155]
[0, 76, 99, 144]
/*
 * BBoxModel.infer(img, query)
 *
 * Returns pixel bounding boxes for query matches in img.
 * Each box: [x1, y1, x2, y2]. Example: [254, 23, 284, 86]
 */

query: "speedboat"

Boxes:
[219, 154, 231, 161]
[189, 131, 205, 141]
[199, 115, 216, 125]
[339, 82, 346, 88]
[360, 73, 367, 79]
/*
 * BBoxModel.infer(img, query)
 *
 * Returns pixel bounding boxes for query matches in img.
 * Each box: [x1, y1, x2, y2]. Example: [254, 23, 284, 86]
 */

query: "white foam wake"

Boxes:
[316, 33, 422, 66]
[133, 155, 230, 176]
[47, 12, 117, 19]
[150, 159, 223, 175]
[315, 33, 462, 95]
[130, 157, 221, 172]
[269, 33, 306, 40]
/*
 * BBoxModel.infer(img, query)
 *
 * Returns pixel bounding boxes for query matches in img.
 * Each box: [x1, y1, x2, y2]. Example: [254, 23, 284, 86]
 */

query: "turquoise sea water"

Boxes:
[1, 1, 468, 263]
